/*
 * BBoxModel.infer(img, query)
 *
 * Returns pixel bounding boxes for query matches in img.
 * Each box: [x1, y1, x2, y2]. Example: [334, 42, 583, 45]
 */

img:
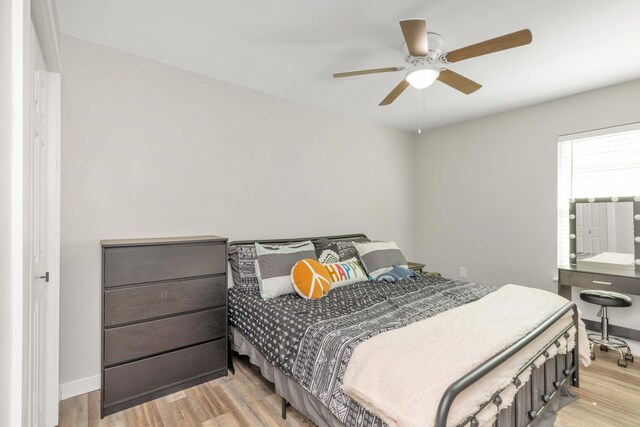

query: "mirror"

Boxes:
[576, 202, 633, 255]
[569, 196, 640, 271]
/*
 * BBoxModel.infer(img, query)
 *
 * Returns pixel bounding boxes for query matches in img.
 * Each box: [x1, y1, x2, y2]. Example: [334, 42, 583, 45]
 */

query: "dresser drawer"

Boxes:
[104, 242, 226, 287]
[104, 276, 226, 326]
[104, 308, 226, 366]
[559, 269, 640, 294]
[103, 339, 226, 407]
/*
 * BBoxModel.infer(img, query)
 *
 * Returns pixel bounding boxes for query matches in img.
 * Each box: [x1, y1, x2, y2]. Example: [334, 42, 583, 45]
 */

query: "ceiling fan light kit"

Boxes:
[332, 18, 533, 128]
[405, 67, 440, 89]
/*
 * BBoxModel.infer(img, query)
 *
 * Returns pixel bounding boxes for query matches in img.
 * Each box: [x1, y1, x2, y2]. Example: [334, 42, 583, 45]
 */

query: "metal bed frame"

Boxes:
[278, 303, 579, 427]
[436, 302, 580, 427]
[279, 302, 580, 427]
[228, 235, 580, 427]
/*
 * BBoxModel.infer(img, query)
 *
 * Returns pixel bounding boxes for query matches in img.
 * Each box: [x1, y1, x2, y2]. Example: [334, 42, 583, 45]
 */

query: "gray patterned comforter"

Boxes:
[228, 276, 497, 427]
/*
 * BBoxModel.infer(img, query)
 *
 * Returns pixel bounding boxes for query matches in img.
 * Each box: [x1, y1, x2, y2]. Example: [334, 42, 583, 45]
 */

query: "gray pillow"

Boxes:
[354, 240, 407, 278]
[228, 244, 260, 290]
[255, 241, 316, 299]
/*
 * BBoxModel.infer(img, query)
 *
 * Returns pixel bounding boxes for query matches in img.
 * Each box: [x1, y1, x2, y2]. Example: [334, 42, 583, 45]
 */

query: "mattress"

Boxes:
[228, 276, 497, 426]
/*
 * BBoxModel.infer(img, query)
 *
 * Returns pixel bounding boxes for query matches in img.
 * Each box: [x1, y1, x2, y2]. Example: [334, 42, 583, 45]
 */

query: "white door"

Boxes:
[26, 24, 51, 427]
[576, 203, 608, 254]
[10, 3, 60, 426]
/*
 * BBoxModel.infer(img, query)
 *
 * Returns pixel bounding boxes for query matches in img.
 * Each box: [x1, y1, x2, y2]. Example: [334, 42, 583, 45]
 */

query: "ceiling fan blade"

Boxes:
[379, 80, 410, 106]
[333, 67, 403, 78]
[400, 19, 429, 57]
[437, 69, 482, 94]
[445, 29, 532, 63]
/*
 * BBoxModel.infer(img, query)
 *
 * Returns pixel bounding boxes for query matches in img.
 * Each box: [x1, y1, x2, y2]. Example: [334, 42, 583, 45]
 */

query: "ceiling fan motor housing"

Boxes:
[427, 32, 444, 59]
[404, 32, 445, 88]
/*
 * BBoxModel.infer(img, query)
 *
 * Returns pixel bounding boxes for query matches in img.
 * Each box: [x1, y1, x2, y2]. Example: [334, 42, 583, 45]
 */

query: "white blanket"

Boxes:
[342, 284, 590, 427]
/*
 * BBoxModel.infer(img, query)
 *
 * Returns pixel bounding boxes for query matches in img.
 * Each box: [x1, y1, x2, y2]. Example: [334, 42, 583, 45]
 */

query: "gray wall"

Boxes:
[414, 78, 640, 339]
[59, 35, 415, 392]
[0, 0, 13, 423]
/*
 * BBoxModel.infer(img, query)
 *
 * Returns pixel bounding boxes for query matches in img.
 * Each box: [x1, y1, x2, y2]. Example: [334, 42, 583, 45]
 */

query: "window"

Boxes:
[557, 122, 640, 266]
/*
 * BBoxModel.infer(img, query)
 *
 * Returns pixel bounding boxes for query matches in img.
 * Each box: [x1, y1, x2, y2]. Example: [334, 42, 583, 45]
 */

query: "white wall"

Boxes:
[59, 35, 415, 394]
[414, 78, 640, 348]
[0, 0, 13, 423]
[60, 31, 640, 398]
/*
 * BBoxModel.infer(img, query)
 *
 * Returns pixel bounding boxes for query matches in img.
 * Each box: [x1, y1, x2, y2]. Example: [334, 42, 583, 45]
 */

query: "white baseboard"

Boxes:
[59, 375, 100, 400]
[626, 339, 640, 355]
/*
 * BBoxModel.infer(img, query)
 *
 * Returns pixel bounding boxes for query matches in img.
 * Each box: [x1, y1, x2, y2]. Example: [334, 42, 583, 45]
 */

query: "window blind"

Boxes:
[557, 123, 640, 266]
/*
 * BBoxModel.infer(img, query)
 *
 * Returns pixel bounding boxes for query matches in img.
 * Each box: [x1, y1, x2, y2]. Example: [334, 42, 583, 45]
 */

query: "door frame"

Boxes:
[10, 0, 61, 426]
[44, 65, 61, 427]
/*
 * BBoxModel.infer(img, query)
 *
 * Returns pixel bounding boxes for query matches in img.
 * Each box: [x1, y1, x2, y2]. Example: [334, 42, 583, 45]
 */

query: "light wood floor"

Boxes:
[555, 350, 640, 427]
[59, 350, 640, 427]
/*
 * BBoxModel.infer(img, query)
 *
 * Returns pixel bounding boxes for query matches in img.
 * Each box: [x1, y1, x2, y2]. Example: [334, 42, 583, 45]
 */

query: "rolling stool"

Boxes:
[580, 290, 634, 367]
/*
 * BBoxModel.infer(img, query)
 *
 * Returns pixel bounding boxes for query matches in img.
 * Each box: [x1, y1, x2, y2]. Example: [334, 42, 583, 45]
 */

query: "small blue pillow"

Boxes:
[375, 266, 420, 282]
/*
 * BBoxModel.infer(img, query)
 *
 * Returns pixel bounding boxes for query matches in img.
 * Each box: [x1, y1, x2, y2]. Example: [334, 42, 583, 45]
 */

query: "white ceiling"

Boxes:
[56, 0, 640, 133]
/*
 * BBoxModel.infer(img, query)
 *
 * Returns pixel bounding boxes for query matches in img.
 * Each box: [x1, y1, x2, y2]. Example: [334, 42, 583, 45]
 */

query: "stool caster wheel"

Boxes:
[618, 359, 628, 368]
[590, 352, 596, 361]
[600, 345, 608, 352]
[625, 353, 634, 363]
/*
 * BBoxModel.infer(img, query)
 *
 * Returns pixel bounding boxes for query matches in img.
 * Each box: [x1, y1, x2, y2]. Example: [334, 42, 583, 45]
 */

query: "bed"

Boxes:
[227, 234, 586, 427]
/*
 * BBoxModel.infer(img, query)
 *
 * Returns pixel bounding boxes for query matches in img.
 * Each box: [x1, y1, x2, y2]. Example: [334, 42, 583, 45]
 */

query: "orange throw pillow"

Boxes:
[291, 259, 331, 300]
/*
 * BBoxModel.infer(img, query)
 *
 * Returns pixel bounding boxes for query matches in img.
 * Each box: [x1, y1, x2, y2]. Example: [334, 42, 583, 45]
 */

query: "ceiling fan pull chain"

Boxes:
[418, 88, 427, 134]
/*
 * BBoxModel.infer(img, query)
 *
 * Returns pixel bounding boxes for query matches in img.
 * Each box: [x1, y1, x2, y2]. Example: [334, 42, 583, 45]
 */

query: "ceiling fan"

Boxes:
[333, 20, 532, 106]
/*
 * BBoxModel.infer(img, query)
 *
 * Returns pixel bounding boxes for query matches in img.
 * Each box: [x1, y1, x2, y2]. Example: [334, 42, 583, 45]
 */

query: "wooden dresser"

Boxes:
[101, 235, 228, 417]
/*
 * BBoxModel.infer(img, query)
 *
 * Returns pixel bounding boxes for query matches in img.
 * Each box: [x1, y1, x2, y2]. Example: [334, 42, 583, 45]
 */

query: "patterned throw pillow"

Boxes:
[314, 239, 340, 264]
[323, 258, 368, 288]
[231, 244, 259, 289]
[255, 241, 316, 299]
[314, 237, 370, 264]
[354, 241, 407, 278]
[291, 259, 331, 300]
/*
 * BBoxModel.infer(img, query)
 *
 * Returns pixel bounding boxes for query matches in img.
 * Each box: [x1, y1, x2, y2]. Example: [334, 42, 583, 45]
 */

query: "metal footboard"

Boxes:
[435, 302, 580, 427]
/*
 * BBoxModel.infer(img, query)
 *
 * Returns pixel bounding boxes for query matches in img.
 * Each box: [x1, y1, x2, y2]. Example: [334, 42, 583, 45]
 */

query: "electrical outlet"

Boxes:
[459, 267, 467, 278]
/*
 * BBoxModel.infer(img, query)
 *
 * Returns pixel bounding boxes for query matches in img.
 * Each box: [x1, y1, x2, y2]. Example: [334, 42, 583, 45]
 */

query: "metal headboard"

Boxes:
[228, 233, 368, 251]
